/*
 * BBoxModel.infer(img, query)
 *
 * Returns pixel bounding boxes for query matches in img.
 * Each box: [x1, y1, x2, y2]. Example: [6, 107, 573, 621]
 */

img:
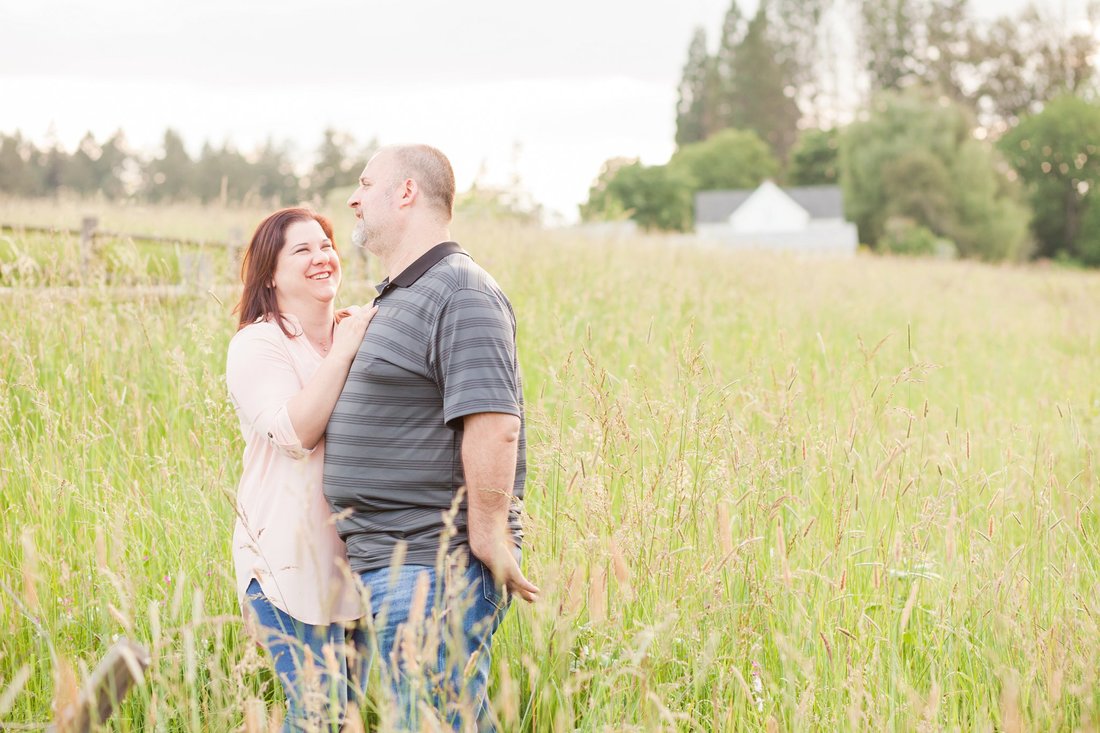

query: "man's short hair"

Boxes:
[388, 144, 455, 220]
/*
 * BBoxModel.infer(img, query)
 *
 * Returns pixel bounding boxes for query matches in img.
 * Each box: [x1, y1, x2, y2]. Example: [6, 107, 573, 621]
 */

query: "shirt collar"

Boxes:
[375, 241, 468, 295]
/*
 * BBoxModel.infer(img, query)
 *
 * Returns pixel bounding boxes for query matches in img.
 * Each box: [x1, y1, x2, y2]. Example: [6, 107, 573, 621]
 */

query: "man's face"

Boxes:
[348, 153, 400, 255]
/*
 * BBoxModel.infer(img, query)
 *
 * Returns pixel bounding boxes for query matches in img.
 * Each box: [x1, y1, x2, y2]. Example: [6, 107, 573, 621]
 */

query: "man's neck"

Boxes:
[383, 225, 452, 281]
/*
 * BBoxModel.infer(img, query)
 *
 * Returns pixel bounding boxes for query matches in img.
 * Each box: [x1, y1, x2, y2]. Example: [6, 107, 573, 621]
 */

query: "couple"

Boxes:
[225, 144, 538, 731]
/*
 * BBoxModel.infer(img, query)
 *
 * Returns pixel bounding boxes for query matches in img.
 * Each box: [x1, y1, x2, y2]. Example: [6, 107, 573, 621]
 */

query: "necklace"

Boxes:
[305, 323, 332, 354]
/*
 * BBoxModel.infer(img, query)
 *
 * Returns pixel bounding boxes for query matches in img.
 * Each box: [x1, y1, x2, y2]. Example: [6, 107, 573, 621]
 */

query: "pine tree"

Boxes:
[675, 28, 713, 147]
[0, 133, 33, 195]
[769, 0, 830, 123]
[712, 0, 747, 132]
[143, 129, 193, 202]
[728, 6, 802, 160]
[310, 128, 355, 201]
[95, 131, 131, 199]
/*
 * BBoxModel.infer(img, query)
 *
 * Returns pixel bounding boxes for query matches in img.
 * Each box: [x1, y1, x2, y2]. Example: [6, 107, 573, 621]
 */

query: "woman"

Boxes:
[226, 207, 375, 731]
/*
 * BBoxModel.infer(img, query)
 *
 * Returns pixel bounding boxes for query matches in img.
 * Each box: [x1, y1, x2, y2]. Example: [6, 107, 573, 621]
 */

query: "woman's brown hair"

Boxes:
[234, 207, 337, 337]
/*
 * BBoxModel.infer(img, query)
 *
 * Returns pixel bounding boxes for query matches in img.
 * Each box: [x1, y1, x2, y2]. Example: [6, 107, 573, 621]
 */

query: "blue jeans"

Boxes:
[359, 556, 511, 732]
[244, 579, 369, 732]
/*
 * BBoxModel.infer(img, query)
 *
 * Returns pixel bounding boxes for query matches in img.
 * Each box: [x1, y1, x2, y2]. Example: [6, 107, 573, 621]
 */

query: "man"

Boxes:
[323, 144, 538, 730]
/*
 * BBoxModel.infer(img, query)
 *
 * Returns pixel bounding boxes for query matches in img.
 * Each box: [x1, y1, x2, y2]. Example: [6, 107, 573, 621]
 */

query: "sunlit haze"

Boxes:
[2, 0, 1089, 222]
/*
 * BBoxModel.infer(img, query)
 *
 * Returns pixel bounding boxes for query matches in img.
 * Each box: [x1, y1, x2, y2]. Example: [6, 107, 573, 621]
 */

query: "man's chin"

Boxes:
[350, 226, 369, 250]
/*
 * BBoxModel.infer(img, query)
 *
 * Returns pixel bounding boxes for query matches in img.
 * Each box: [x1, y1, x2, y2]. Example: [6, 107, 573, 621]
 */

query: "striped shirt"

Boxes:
[323, 242, 525, 572]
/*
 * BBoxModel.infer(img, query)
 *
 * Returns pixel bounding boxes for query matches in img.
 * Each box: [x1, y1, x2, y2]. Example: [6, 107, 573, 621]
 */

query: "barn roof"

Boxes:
[695, 184, 844, 223]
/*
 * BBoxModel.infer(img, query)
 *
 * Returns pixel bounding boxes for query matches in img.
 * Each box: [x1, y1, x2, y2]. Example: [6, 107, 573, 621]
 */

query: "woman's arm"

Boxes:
[226, 307, 375, 457]
[285, 306, 375, 448]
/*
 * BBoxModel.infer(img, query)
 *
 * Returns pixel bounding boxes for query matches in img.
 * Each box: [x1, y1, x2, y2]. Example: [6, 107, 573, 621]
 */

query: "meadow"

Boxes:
[1, 199, 1099, 731]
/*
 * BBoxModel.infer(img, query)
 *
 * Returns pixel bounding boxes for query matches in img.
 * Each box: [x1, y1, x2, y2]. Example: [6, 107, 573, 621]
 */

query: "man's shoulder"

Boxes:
[423, 252, 506, 300]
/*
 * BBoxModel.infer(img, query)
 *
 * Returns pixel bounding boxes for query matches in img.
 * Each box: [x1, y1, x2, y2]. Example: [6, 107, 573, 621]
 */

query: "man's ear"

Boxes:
[398, 178, 419, 209]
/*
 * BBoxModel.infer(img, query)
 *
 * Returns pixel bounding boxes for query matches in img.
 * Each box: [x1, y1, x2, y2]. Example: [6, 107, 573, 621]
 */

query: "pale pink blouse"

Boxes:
[225, 314, 362, 625]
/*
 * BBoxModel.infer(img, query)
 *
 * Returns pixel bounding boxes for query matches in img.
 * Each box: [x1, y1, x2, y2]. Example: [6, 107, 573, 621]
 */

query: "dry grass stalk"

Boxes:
[610, 539, 632, 597]
[717, 501, 733, 556]
[20, 529, 39, 610]
[242, 698, 266, 733]
[776, 520, 791, 588]
[899, 580, 920, 634]
[588, 565, 607, 625]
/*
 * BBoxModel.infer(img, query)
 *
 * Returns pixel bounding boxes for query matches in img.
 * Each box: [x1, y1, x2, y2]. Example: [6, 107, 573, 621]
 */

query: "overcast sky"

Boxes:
[1, 0, 1091, 221]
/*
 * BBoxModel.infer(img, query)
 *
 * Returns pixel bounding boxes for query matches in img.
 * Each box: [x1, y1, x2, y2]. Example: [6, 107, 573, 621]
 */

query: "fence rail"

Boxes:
[1, 216, 372, 294]
[0, 219, 238, 249]
[1, 217, 244, 292]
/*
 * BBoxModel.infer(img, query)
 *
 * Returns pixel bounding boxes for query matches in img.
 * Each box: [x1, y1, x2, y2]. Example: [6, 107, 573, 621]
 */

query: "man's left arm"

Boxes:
[462, 412, 539, 603]
[434, 286, 539, 603]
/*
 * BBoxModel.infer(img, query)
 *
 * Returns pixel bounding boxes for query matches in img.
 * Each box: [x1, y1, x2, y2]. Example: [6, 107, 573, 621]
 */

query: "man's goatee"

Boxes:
[350, 222, 368, 249]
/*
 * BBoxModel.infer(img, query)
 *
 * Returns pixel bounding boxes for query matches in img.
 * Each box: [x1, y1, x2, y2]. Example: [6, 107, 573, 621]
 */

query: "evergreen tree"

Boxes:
[728, 6, 802, 160]
[36, 144, 68, 198]
[675, 28, 713, 147]
[712, 0, 747, 132]
[769, 0, 831, 123]
[143, 129, 193, 202]
[0, 133, 34, 195]
[194, 142, 251, 204]
[251, 139, 301, 204]
[310, 128, 356, 200]
[95, 131, 131, 199]
[61, 132, 100, 195]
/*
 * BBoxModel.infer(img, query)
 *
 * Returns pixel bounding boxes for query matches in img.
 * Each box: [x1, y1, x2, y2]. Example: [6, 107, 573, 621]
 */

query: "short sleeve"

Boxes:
[226, 326, 313, 459]
[431, 288, 521, 429]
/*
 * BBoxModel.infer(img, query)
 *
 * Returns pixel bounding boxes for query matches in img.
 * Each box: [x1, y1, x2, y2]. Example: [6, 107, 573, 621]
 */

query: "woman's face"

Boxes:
[271, 218, 341, 307]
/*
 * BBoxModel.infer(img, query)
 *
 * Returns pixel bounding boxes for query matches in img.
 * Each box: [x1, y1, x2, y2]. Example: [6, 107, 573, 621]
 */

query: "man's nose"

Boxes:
[347, 193, 358, 208]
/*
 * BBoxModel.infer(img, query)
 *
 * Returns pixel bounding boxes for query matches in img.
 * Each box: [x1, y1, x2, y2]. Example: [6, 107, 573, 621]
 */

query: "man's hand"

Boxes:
[474, 526, 540, 604]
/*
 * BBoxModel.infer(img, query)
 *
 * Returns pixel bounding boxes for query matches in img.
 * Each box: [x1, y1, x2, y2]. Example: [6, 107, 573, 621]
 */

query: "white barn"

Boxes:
[695, 182, 859, 255]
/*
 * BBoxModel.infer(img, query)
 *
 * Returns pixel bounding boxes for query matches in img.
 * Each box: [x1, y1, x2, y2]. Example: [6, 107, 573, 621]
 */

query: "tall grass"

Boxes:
[1, 205, 1098, 730]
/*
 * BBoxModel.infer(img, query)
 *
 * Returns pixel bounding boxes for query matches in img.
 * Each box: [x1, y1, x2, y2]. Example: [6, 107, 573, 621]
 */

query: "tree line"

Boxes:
[0, 128, 376, 206]
[583, 0, 1100, 266]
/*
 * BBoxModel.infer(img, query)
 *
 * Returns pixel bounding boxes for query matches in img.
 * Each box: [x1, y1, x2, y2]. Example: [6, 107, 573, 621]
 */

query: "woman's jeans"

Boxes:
[244, 579, 369, 732]
[246, 555, 510, 732]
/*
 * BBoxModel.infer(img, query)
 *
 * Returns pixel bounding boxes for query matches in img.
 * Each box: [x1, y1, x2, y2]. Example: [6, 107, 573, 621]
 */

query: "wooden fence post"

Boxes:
[79, 216, 98, 281]
[47, 638, 151, 733]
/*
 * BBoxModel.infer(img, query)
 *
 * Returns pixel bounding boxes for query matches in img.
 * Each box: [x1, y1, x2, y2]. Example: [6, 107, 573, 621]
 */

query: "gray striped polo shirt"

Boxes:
[323, 242, 525, 573]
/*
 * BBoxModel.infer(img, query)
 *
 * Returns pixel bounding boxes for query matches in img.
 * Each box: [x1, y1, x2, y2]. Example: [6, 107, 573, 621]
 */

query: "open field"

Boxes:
[2, 202, 1099, 730]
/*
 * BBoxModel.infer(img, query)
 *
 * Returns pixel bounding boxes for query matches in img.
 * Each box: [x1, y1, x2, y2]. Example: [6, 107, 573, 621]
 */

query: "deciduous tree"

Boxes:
[1000, 95, 1100, 262]
[841, 89, 1030, 260]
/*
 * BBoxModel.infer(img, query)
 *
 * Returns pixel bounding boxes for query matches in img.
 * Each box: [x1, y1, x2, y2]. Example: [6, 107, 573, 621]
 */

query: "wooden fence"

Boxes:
[0, 218, 245, 295]
[1, 217, 371, 295]
[6, 217, 242, 282]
